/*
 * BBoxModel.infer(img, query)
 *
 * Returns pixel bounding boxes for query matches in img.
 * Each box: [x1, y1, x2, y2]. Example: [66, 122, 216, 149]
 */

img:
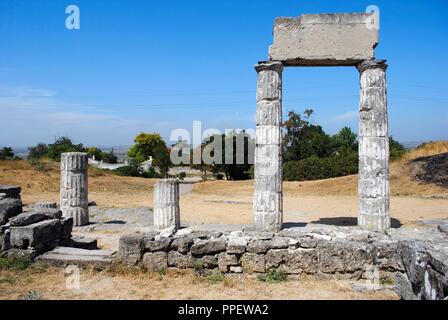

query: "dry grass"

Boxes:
[0, 266, 398, 300]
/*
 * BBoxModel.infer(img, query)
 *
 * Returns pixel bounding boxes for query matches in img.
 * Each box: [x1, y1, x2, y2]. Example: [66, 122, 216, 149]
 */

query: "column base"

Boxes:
[254, 211, 282, 232]
[358, 212, 390, 233]
[62, 207, 89, 226]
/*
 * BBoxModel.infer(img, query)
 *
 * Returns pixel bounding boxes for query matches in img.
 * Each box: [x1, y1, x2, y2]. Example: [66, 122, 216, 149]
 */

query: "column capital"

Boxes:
[356, 59, 388, 73]
[255, 61, 283, 73]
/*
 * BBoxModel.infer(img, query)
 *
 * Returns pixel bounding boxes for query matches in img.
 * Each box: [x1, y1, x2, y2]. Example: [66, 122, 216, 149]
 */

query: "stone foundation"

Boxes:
[117, 224, 448, 300]
[0, 186, 74, 258]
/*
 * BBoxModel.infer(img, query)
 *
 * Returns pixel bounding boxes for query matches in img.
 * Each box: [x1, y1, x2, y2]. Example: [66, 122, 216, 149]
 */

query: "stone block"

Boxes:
[9, 219, 60, 250]
[285, 249, 318, 274]
[255, 62, 282, 101]
[168, 251, 193, 268]
[60, 218, 73, 240]
[0, 185, 21, 199]
[9, 212, 47, 227]
[218, 252, 239, 272]
[226, 237, 247, 254]
[256, 100, 282, 126]
[190, 239, 226, 256]
[117, 233, 144, 266]
[142, 251, 168, 271]
[69, 235, 97, 250]
[241, 253, 266, 273]
[144, 237, 172, 252]
[269, 13, 378, 66]
[247, 239, 270, 254]
[256, 125, 282, 145]
[34, 202, 58, 210]
[197, 254, 218, 269]
[318, 242, 375, 275]
[171, 236, 194, 254]
[0, 198, 23, 225]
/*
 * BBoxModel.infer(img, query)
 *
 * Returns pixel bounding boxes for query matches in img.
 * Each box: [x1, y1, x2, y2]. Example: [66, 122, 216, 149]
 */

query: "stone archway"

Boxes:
[253, 13, 390, 233]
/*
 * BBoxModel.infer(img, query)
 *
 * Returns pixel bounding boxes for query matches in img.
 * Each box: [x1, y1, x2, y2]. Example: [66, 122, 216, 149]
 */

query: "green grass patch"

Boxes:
[19, 291, 41, 300]
[207, 272, 226, 284]
[0, 275, 16, 285]
[257, 269, 288, 283]
[0, 256, 32, 271]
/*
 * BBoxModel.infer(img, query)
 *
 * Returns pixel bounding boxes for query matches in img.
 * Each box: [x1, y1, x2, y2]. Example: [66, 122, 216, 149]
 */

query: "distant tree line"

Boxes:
[27, 137, 117, 163]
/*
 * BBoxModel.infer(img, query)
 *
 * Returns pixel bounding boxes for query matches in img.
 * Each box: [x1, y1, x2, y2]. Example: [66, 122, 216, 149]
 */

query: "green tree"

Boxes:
[201, 131, 254, 180]
[87, 147, 103, 161]
[128, 133, 170, 176]
[28, 143, 49, 159]
[389, 136, 407, 161]
[0, 147, 14, 160]
[47, 137, 85, 161]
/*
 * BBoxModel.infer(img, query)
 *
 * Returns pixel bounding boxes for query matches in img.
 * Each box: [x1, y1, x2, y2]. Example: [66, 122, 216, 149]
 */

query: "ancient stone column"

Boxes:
[153, 179, 180, 230]
[357, 60, 390, 232]
[60, 152, 89, 226]
[253, 61, 283, 232]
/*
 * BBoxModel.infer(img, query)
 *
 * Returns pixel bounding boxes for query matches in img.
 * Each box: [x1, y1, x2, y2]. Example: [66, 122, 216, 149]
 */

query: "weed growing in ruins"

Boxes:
[20, 291, 41, 300]
[0, 275, 16, 285]
[0, 256, 32, 271]
[257, 270, 288, 283]
[193, 261, 204, 272]
[380, 277, 395, 286]
[206, 272, 226, 284]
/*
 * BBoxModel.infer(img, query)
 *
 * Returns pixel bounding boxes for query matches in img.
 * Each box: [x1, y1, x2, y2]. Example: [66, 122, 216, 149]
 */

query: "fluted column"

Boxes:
[60, 152, 89, 226]
[357, 59, 390, 232]
[153, 179, 180, 230]
[253, 61, 283, 232]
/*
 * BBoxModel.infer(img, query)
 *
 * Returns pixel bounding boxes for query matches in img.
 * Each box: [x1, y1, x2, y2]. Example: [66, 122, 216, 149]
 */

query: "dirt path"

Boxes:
[0, 267, 398, 300]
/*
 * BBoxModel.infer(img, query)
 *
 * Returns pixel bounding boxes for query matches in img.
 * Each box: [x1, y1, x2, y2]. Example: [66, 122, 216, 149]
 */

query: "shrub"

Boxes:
[257, 270, 288, 283]
[27, 143, 49, 159]
[115, 164, 159, 178]
[0, 256, 32, 271]
[283, 150, 358, 181]
[389, 136, 407, 161]
[178, 172, 187, 180]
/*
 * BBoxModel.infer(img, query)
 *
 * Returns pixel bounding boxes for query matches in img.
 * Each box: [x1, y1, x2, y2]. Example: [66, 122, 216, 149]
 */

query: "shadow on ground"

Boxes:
[309, 217, 402, 228]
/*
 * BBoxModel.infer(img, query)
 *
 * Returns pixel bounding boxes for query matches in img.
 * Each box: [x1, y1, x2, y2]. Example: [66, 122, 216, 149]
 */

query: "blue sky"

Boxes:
[0, 0, 447, 148]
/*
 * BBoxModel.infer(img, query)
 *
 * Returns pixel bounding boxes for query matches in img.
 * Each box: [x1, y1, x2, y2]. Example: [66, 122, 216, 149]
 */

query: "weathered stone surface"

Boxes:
[9, 219, 61, 252]
[265, 249, 288, 269]
[144, 237, 172, 252]
[60, 217, 73, 240]
[287, 249, 319, 274]
[254, 61, 283, 232]
[171, 236, 194, 254]
[37, 246, 115, 268]
[318, 242, 375, 275]
[9, 212, 47, 227]
[34, 202, 57, 210]
[41, 209, 63, 219]
[241, 253, 266, 273]
[269, 13, 378, 66]
[218, 252, 238, 272]
[142, 251, 168, 271]
[117, 233, 144, 266]
[60, 152, 89, 226]
[69, 235, 97, 250]
[168, 251, 193, 268]
[268, 236, 290, 249]
[0, 198, 22, 225]
[226, 237, 247, 254]
[230, 266, 243, 273]
[357, 60, 390, 233]
[197, 255, 218, 269]
[375, 241, 404, 272]
[247, 239, 270, 254]
[0, 185, 21, 200]
[153, 179, 180, 230]
[190, 239, 226, 256]
[0, 230, 10, 251]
